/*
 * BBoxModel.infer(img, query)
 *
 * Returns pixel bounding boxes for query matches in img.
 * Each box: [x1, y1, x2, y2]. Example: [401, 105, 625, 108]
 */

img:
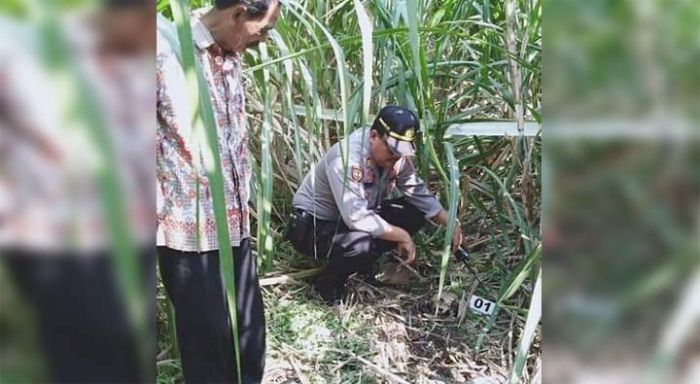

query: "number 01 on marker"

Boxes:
[469, 295, 496, 315]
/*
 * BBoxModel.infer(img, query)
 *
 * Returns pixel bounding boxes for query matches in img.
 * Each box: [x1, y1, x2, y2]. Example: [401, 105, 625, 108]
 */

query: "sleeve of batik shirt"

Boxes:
[395, 157, 444, 219]
[325, 150, 391, 237]
[156, 31, 197, 161]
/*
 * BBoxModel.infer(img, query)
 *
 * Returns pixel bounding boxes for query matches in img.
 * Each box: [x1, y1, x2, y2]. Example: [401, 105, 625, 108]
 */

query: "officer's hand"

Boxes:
[397, 239, 416, 264]
[451, 225, 464, 253]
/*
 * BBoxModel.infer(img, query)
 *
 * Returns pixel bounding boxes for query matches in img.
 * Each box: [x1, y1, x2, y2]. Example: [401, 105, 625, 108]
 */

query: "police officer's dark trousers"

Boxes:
[158, 238, 266, 384]
[287, 197, 426, 293]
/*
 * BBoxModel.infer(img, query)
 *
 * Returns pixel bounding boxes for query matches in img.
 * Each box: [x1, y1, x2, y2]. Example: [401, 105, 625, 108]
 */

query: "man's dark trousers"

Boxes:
[158, 238, 266, 384]
[286, 197, 426, 282]
[3, 249, 155, 383]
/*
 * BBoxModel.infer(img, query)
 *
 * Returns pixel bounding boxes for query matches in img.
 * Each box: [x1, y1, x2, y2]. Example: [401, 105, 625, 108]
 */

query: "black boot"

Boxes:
[356, 271, 384, 287]
[312, 274, 347, 305]
[356, 260, 384, 287]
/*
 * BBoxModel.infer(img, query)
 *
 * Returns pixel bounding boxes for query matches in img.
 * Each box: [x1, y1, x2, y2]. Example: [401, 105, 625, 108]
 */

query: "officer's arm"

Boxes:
[324, 155, 392, 236]
[395, 158, 444, 218]
[376, 223, 413, 244]
[396, 158, 463, 252]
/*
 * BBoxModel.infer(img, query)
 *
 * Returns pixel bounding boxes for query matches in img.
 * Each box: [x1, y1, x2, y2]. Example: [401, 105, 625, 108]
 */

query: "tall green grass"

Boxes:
[158, 0, 542, 380]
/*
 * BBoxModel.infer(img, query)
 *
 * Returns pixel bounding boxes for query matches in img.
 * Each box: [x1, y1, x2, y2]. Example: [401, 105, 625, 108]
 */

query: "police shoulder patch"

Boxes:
[351, 165, 363, 182]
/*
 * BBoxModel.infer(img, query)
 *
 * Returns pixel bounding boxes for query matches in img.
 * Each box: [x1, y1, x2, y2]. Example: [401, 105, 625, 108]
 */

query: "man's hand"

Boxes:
[379, 224, 417, 264]
[432, 209, 465, 253]
[396, 238, 416, 264]
[451, 224, 464, 253]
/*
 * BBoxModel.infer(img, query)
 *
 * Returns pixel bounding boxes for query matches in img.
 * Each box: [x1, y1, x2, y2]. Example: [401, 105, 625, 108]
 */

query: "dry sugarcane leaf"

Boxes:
[378, 262, 415, 286]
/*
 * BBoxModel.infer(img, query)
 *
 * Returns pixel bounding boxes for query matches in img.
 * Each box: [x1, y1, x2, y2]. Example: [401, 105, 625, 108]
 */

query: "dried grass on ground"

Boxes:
[261, 229, 540, 384]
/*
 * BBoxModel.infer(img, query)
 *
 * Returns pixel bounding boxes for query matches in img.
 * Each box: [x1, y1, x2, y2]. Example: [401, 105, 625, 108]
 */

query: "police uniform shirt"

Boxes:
[292, 127, 444, 236]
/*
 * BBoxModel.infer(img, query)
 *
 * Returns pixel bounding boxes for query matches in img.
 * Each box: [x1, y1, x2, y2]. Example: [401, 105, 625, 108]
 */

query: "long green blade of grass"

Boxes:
[499, 244, 541, 304]
[257, 42, 275, 272]
[474, 165, 533, 253]
[31, 0, 147, 373]
[508, 267, 541, 384]
[404, 0, 424, 112]
[268, 29, 304, 179]
[401, 0, 449, 186]
[475, 244, 541, 350]
[353, 0, 374, 123]
[281, 0, 351, 128]
[435, 142, 460, 313]
[644, 265, 700, 384]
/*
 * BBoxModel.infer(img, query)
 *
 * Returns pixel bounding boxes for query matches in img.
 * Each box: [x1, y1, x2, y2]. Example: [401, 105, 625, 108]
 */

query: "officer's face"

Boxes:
[370, 131, 402, 170]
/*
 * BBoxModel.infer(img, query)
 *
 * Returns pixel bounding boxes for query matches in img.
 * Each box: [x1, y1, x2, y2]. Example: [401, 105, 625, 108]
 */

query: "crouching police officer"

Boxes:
[286, 105, 465, 303]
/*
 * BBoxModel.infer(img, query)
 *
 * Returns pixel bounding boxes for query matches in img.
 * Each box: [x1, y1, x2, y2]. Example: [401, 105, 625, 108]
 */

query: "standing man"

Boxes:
[156, 1, 279, 383]
[287, 105, 465, 304]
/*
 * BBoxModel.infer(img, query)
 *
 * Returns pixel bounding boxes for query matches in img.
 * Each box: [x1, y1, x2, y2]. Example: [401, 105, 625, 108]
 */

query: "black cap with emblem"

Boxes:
[371, 105, 420, 157]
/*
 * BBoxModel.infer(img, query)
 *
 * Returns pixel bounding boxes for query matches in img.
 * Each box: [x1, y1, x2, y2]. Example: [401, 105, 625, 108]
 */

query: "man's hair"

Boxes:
[106, 0, 151, 8]
[370, 122, 387, 135]
[215, 0, 275, 17]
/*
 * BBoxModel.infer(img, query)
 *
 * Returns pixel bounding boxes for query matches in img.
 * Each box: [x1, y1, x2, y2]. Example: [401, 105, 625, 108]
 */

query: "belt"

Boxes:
[291, 209, 338, 226]
[291, 208, 312, 221]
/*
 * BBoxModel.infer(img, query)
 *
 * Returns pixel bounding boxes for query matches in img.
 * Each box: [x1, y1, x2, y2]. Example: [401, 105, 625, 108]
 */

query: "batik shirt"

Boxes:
[0, 14, 154, 254]
[156, 11, 251, 252]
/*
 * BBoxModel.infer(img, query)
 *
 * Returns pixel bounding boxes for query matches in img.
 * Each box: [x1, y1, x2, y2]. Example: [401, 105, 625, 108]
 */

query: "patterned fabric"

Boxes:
[156, 11, 251, 252]
[0, 16, 155, 254]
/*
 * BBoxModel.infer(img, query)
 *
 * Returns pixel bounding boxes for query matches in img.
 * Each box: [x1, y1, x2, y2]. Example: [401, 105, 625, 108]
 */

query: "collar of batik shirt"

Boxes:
[191, 13, 217, 51]
[190, 11, 240, 63]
